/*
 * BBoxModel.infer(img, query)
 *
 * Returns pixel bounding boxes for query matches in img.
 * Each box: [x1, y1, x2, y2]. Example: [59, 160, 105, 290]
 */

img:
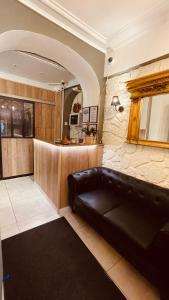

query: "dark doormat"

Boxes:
[2, 217, 126, 300]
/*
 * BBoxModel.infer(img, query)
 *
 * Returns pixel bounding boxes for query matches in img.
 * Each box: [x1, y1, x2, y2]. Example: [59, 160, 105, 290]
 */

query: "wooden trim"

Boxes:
[126, 139, 169, 150]
[126, 69, 169, 149]
[127, 69, 169, 99]
[127, 98, 141, 140]
[0, 92, 56, 106]
[3, 173, 33, 180]
[0, 78, 55, 103]
[54, 90, 63, 141]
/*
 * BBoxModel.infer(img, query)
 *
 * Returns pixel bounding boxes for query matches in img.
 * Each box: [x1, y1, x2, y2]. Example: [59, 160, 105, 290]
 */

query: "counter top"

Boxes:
[34, 139, 103, 147]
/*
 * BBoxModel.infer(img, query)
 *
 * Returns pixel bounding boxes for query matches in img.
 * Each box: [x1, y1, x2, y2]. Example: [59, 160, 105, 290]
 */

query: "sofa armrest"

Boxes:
[160, 222, 169, 234]
[148, 222, 169, 276]
[154, 222, 169, 257]
[152, 222, 169, 299]
[151, 222, 169, 262]
[68, 167, 100, 211]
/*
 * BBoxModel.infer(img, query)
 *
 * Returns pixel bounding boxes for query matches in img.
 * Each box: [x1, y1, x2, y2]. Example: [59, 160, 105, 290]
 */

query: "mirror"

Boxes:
[126, 69, 169, 149]
[139, 94, 169, 142]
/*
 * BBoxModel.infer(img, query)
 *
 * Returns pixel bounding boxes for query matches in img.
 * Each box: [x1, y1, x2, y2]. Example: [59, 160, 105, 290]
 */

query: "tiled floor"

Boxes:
[0, 176, 60, 239]
[63, 211, 160, 300]
[1, 176, 160, 300]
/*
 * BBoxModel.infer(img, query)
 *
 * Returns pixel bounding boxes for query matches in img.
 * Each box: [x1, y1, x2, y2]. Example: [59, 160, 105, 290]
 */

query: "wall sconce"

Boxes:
[111, 96, 124, 112]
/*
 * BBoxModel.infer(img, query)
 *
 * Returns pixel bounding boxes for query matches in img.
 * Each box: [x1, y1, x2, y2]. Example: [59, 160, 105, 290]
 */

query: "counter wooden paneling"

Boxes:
[2, 138, 33, 178]
[34, 140, 103, 209]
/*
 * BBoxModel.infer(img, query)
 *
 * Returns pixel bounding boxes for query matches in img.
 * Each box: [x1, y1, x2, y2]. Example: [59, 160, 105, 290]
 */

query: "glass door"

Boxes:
[0, 97, 34, 179]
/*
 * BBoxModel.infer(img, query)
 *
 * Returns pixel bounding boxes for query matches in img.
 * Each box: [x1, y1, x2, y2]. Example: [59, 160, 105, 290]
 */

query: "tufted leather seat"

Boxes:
[104, 201, 165, 250]
[76, 189, 125, 215]
[68, 167, 169, 299]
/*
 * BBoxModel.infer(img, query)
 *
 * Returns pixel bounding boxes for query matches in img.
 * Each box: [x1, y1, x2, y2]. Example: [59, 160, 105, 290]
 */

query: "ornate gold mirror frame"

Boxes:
[126, 69, 169, 149]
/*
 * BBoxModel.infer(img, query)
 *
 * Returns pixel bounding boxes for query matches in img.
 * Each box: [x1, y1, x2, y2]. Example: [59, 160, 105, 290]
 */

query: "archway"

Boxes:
[0, 30, 100, 107]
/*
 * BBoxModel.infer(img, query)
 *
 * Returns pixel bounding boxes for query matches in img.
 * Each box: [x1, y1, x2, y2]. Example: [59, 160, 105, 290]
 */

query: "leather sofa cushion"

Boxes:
[99, 167, 169, 220]
[76, 189, 124, 215]
[104, 201, 165, 250]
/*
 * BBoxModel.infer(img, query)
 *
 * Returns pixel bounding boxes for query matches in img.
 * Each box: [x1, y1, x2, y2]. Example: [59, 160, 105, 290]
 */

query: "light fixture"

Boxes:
[111, 96, 124, 112]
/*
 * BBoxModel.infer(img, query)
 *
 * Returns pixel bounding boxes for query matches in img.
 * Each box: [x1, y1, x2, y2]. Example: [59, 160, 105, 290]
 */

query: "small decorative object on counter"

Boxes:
[63, 135, 70, 145]
[55, 139, 62, 144]
[82, 123, 97, 145]
[79, 138, 84, 145]
[85, 135, 93, 145]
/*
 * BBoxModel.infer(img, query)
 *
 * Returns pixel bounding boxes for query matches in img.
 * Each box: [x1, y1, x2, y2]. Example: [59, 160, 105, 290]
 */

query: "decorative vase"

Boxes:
[85, 135, 93, 145]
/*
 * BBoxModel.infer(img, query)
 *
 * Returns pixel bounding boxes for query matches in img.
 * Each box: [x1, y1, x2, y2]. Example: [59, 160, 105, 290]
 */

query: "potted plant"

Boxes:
[82, 124, 97, 144]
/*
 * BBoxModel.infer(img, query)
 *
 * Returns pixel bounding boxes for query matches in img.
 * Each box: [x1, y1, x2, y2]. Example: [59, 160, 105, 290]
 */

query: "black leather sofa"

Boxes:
[68, 167, 169, 300]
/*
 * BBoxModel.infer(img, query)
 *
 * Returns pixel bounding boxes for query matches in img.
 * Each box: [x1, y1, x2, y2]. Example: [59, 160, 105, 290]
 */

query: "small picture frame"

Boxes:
[89, 106, 98, 123]
[82, 107, 90, 123]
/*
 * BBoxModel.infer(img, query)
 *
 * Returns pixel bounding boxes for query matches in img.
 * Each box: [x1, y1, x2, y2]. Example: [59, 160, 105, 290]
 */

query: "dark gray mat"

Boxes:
[2, 217, 126, 300]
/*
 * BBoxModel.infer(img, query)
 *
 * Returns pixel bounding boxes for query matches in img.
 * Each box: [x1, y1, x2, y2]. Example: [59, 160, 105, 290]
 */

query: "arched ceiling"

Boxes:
[0, 30, 100, 106]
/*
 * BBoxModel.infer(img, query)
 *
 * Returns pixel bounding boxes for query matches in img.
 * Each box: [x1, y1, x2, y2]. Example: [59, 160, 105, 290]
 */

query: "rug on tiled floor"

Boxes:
[2, 217, 126, 300]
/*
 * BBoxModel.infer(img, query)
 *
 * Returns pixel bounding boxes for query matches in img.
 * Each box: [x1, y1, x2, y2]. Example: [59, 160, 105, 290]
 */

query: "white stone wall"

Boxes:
[103, 57, 169, 188]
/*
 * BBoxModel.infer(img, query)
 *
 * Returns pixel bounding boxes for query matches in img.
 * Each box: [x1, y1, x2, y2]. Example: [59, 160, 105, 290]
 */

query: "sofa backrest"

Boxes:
[99, 167, 169, 221]
[70, 167, 100, 195]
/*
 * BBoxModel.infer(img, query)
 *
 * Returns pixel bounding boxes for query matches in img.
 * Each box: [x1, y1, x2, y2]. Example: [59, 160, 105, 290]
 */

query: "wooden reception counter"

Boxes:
[34, 139, 103, 209]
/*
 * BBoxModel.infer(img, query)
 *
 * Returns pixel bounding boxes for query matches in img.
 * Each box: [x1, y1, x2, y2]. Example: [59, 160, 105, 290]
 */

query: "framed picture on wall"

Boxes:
[89, 106, 98, 123]
[82, 123, 97, 130]
[82, 107, 90, 123]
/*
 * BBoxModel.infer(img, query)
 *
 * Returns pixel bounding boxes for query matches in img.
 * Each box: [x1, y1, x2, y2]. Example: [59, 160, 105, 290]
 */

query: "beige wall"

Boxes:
[0, 0, 105, 133]
[103, 57, 169, 188]
[0, 0, 104, 86]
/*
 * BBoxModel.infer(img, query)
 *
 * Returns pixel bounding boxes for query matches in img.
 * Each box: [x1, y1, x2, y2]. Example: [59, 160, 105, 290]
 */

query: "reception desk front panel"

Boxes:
[34, 139, 103, 209]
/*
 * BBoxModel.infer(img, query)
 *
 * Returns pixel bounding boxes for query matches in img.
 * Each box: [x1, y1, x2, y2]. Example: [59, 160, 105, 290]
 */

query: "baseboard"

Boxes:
[59, 206, 71, 216]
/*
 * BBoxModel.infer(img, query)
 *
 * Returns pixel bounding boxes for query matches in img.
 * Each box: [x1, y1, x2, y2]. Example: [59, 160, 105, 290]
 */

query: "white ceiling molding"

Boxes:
[17, 0, 169, 54]
[17, 0, 106, 53]
[108, 0, 169, 50]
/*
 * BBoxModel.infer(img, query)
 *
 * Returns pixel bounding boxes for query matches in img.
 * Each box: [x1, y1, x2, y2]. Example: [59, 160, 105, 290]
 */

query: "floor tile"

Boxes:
[14, 201, 58, 224]
[0, 206, 16, 227]
[65, 211, 90, 232]
[18, 214, 60, 233]
[4, 176, 59, 227]
[65, 212, 121, 271]
[1, 223, 19, 240]
[107, 258, 160, 300]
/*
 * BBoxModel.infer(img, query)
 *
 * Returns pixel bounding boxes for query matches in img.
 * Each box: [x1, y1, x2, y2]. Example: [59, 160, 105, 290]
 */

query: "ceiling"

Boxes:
[54, 0, 159, 38]
[0, 50, 75, 89]
[18, 0, 169, 52]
